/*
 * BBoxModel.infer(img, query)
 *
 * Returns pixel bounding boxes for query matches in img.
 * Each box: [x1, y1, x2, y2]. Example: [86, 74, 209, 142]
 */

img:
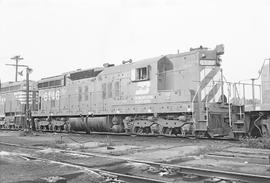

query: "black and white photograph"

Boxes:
[0, 0, 270, 182]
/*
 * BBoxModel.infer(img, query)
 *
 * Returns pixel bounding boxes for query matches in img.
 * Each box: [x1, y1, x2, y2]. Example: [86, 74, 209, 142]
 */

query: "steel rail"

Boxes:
[17, 153, 170, 183]
[0, 142, 168, 183]
[0, 128, 238, 141]
[0, 141, 269, 183]
[63, 150, 270, 183]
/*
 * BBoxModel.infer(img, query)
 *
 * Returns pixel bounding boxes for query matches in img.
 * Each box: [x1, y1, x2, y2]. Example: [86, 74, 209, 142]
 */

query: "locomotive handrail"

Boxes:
[255, 58, 270, 81]
[222, 75, 232, 126]
[191, 86, 201, 123]
[156, 68, 185, 75]
[205, 93, 209, 127]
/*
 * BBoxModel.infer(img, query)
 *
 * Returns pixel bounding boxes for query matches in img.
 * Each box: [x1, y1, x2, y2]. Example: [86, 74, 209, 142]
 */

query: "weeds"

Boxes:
[241, 137, 270, 149]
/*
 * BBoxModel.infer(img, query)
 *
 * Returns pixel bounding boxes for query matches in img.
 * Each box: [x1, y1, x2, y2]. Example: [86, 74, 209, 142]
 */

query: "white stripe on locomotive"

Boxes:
[200, 67, 222, 102]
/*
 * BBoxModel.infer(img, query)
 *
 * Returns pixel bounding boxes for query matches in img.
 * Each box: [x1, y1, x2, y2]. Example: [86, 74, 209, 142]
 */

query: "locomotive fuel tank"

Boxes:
[68, 116, 114, 133]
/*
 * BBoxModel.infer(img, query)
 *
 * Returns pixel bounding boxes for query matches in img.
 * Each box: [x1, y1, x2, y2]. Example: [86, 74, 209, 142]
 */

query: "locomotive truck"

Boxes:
[30, 44, 243, 138]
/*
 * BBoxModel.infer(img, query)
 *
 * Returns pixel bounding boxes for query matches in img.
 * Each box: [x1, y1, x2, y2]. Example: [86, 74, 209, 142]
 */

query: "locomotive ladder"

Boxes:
[231, 83, 246, 136]
[223, 76, 245, 131]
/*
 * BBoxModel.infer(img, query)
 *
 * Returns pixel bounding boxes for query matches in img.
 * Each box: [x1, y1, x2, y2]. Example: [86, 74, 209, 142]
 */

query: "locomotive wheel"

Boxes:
[172, 127, 181, 136]
[65, 123, 70, 132]
[161, 127, 167, 135]
[48, 124, 52, 131]
[136, 128, 143, 134]
[56, 126, 61, 132]
[181, 130, 186, 136]
[132, 126, 139, 134]
[164, 128, 172, 135]
[44, 125, 48, 131]
[64, 124, 69, 132]
[144, 127, 151, 134]
[36, 125, 40, 131]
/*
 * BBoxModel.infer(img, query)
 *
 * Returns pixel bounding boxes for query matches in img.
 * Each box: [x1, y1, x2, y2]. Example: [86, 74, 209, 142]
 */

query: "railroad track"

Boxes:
[6, 152, 168, 183]
[0, 141, 269, 183]
[0, 142, 167, 183]
[0, 128, 237, 141]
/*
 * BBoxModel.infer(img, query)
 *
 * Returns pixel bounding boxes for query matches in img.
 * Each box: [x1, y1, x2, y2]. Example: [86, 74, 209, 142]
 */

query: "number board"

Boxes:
[200, 59, 216, 66]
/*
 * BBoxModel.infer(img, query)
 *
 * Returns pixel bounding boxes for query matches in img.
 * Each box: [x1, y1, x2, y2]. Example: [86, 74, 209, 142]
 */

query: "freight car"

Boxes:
[0, 80, 38, 129]
[31, 45, 243, 138]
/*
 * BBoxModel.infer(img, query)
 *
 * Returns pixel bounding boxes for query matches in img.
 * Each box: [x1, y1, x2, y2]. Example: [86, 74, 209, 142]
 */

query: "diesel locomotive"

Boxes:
[0, 45, 248, 138]
[243, 61, 270, 138]
[29, 44, 242, 138]
[0, 80, 38, 129]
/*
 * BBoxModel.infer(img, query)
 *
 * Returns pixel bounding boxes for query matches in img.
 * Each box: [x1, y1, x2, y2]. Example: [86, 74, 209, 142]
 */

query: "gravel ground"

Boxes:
[1, 130, 269, 183]
[0, 151, 103, 183]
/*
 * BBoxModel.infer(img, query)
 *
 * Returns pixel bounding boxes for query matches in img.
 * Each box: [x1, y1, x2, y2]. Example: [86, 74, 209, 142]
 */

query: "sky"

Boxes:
[0, 0, 270, 84]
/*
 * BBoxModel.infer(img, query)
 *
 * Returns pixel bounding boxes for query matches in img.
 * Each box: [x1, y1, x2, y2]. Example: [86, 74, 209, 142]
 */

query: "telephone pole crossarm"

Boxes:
[10, 55, 24, 82]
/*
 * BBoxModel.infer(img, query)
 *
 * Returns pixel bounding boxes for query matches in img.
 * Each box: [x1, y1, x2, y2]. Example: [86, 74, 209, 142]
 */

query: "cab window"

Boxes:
[131, 66, 150, 81]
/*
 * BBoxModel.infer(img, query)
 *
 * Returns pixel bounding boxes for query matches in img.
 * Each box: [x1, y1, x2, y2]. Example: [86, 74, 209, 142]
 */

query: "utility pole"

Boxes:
[26, 67, 30, 128]
[10, 55, 23, 82]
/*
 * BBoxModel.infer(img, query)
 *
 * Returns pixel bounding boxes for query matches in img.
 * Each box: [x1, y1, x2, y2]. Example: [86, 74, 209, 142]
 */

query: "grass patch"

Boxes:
[241, 137, 270, 149]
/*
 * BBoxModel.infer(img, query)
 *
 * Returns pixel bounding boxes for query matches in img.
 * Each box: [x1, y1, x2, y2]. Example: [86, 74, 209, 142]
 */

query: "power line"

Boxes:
[7, 55, 24, 82]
